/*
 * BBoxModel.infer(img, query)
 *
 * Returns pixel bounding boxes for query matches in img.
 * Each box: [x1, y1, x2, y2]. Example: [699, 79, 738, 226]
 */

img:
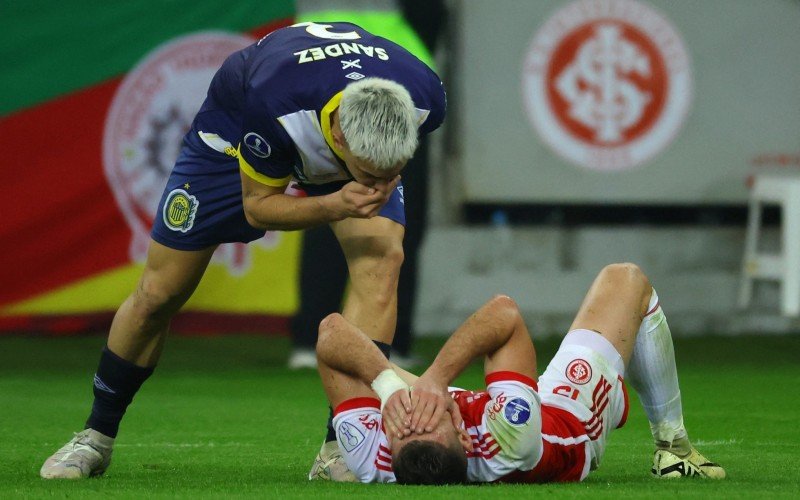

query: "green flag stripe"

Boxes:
[0, 0, 294, 115]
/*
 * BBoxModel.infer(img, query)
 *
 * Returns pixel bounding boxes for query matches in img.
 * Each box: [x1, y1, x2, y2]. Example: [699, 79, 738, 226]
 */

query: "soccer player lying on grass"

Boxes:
[315, 263, 726, 484]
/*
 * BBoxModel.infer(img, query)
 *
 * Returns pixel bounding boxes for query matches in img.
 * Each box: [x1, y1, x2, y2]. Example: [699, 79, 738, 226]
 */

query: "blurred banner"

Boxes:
[455, 0, 800, 204]
[0, 1, 296, 334]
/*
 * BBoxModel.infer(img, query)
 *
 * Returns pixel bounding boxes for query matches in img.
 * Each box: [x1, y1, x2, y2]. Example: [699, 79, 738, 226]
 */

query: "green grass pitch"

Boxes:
[1, 333, 798, 498]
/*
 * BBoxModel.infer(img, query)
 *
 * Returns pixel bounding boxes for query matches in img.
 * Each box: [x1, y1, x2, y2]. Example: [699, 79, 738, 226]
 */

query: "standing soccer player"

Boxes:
[40, 21, 446, 479]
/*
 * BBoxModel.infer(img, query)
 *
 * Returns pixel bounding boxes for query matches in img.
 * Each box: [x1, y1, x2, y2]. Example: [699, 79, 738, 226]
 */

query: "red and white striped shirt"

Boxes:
[332, 371, 619, 483]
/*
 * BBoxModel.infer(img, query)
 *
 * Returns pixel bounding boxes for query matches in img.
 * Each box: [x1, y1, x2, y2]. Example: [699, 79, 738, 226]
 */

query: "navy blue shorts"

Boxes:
[151, 147, 406, 251]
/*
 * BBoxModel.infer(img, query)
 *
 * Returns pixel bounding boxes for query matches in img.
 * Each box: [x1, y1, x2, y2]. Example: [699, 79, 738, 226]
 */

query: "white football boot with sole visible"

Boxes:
[652, 446, 726, 479]
[40, 429, 114, 479]
[288, 348, 318, 370]
[308, 440, 357, 482]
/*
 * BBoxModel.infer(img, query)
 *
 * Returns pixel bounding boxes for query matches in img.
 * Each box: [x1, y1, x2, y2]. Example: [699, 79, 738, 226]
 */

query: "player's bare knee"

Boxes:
[601, 263, 649, 289]
[488, 294, 518, 311]
[317, 313, 343, 345]
[488, 294, 522, 328]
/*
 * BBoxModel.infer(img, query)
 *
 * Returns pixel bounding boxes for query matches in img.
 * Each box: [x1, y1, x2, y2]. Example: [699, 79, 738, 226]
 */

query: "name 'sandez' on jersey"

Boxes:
[185, 22, 446, 188]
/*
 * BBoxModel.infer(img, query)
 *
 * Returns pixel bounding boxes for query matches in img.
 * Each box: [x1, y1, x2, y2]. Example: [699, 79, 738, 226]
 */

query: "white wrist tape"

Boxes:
[371, 369, 409, 410]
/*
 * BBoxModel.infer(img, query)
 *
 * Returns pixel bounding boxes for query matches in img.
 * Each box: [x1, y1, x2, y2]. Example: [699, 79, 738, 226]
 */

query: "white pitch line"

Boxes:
[691, 439, 742, 446]
[610, 438, 798, 448]
[116, 442, 258, 448]
[606, 438, 743, 448]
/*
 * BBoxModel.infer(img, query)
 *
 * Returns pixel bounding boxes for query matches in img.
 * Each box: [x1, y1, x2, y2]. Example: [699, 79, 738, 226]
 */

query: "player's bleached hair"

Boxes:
[338, 77, 419, 171]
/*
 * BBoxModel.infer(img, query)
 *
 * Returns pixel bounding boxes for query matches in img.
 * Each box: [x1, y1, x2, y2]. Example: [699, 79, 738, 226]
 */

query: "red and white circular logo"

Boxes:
[522, 0, 692, 171]
[103, 32, 278, 271]
[566, 359, 593, 385]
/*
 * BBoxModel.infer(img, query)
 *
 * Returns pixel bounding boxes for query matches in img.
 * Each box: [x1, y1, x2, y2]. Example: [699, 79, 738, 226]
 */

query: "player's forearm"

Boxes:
[316, 313, 392, 384]
[243, 193, 343, 231]
[390, 363, 420, 386]
[424, 296, 519, 384]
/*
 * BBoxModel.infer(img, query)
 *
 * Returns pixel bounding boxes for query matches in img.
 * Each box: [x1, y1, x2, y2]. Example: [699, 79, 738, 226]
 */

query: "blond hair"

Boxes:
[339, 77, 419, 170]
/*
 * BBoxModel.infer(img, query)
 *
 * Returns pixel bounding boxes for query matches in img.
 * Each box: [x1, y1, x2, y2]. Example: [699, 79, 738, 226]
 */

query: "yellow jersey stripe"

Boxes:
[237, 145, 292, 187]
[320, 91, 345, 160]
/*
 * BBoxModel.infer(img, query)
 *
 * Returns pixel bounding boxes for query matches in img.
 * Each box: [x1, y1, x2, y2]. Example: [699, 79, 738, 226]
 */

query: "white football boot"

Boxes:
[652, 446, 726, 479]
[40, 429, 114, 479]
[287, 348, 318, 370]
[308, 440, 357, 482]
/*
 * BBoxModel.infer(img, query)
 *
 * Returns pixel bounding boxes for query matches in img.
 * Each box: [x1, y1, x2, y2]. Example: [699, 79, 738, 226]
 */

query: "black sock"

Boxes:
[373, 340, 392, 359]
[325, 407, 337, 443]
[324, 339, 392, 443]
[85, 346, 154, 438]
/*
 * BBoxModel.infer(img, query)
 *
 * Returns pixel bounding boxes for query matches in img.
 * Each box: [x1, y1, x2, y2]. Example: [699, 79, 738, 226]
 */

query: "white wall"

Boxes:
[450, 0, 800, 204]
[412, 1, 800, 336]
[415, 225, 800, 336]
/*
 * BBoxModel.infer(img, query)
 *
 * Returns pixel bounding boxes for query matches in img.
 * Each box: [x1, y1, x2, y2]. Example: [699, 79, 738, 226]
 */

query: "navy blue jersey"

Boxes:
[186, 21, 446, 188]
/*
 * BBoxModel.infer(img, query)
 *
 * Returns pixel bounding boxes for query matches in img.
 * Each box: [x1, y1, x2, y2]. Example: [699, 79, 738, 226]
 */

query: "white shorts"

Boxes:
[538, 329, 630, 470]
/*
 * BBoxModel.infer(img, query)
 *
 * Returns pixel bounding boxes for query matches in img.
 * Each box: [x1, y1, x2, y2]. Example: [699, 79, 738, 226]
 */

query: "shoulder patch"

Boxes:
[244, 132, 271, 158]
[337, 421, 366, 452]
[503, 397, 532, 426]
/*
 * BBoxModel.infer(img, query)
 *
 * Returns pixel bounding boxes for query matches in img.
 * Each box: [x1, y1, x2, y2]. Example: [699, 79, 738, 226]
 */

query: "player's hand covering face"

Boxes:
[409, 374, 463, 435]
[382, 388, 412, 442]
[344, 150, 405, 189]
[389, 402, 471, 455]
[330, 105, 406, 217]
[333, 176, 400, 219]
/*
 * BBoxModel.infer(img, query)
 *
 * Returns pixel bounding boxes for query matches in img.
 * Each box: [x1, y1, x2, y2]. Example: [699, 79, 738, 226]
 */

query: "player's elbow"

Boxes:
[242, 201, 268, 230]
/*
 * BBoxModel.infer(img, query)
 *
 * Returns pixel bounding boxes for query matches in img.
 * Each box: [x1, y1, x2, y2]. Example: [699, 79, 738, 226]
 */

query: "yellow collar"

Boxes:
[320, 91, 345, 160]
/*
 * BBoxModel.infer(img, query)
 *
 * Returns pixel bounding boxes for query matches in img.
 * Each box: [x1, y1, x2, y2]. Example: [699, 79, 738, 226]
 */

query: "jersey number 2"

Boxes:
[292, 22, 361, 40]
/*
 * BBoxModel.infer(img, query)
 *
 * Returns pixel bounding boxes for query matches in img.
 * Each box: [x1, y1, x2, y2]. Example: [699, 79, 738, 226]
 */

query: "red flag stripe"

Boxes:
[0, 19, 292, 309]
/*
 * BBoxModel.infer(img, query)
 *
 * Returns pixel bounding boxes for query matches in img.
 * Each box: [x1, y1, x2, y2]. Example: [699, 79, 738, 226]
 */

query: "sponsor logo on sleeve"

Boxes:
[358, 414, 379, 430]
[504, 397, 532, 426]
[244, 132, 271, 158]
[487, 392, 507, 421]
[337, 421, 366, 452]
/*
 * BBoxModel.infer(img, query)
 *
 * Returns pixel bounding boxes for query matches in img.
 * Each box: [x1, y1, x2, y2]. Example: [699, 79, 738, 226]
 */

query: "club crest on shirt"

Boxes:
[337, 421, 366, 452]
[503, 397, 532, 426]
[566, 358, 593, 385]
[163, 188, 198, 233]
